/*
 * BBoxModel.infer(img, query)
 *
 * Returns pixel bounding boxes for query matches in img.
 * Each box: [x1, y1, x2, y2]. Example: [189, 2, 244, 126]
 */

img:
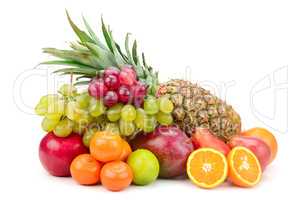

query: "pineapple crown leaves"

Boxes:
[41, 10, 159, 95]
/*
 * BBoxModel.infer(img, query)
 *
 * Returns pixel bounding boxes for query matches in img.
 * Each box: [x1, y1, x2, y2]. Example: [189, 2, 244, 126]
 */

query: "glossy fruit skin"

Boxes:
[39, 132, 88, 177]
[82, 129, 97, 148]
[122, 66, 137, 80]
[156, 112, 173, 125]
[119, 140, 132, 161]
[130, 125, 194, 178]
[107, 103, 122, 122]
[119, 66, 137, 86]
[242, 127, 278, 164]
[121, 105, 137, 122]
[89, 131, 123, 162]
[191, 128, 230, 155]
[133, 95, 144, 108]
[103, 91, 118, 107]
[70, 154, 102, 185]
[127, 149, 159, 185]
[119, 120, 136, 136]
[228, 136, 271, 170]
[132, 83, 147, 107]
[119, 70, 135, 86]
[100, 161, 133, 191]
[88, 79, 108, 99]
[118, 85, 131, 104]
[144, 96, 159, 115]
[103, 67, 120, 78]
[104, 74, 120, 90]
[132, 83, 147, 97]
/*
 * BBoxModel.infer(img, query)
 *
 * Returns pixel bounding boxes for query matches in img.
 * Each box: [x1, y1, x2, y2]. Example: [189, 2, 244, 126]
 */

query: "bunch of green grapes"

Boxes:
[81, 95, 175, 146]
[35, 84, 175, 144]
[35, 84, 104, 138]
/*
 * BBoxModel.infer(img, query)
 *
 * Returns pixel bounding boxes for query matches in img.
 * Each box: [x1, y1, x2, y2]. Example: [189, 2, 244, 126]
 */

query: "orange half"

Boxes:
[187, 148, 228, 189]
[227, 146, 262, 187]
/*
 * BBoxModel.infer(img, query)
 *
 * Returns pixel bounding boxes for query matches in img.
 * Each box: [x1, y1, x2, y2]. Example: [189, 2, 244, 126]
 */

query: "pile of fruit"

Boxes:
[35, 12, 278, 191]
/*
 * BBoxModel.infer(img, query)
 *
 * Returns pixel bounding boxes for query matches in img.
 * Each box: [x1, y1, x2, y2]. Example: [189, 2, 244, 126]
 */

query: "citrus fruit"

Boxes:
[100, 161, 133, 191]
[242, 127, 278, 164]
[187, 148, 228, 189]
[70, 154, 102, 185]
[227, 146, 262, 187]
[127, 149, 159, 186]
[89, 131, 123, 162]
[119, 140, 132, 161]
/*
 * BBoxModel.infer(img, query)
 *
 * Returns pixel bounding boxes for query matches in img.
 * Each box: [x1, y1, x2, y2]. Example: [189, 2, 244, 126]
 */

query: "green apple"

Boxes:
[127, 149, 159, 185]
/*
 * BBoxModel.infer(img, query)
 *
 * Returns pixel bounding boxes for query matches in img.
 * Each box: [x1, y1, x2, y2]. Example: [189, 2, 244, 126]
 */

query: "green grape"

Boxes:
[158, 96, 174, 114]
[45, 99, 65, 120]
[105, 123, 120, 135]
[89, 98, 106, 117]
[121, 105, 137, 122]
[144, 96, 159, 115]
[76, 111, 92, 125]
[75, 92, 91, 109]
[53, 118, 73, 137]
[156, 112, 173, 125]
[107, 103, 123, 122]
[143, 115, 157, 133]
[82, 128, 97, 148]
[119, 119, 136, 136]
[135, 108, 147, 129]
[40, 94, 59, 104]
[66, 101, 76, 120]
[35, 101, 47, 116]
[35, 94, 59, 116]
[41, 117, 60, 132]
[66, 101, 85, 122]
[73, 122, 87, 135]
[59, 84, 77, 96]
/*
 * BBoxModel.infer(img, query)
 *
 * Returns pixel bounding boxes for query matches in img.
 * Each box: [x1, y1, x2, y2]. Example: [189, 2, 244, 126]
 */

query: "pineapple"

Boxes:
[42, 12, 241, 141]
[157, 80, 241, 141]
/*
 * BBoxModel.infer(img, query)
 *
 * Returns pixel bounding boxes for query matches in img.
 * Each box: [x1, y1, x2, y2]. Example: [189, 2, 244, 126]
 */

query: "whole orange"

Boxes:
[70, 154, 102, 185]
[90, 131, 123, 162]
[119, 140, 132, 161]
[100, 161, 133, 191]
[242, 127, 278, 164]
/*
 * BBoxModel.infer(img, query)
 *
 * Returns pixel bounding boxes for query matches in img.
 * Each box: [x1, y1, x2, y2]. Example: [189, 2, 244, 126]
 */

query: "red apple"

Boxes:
[39, 132, 88, 177]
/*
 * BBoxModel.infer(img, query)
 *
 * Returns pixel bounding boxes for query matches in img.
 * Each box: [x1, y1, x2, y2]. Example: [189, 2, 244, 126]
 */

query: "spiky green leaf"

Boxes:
[101, 18, 114, 53]
[66, 11, 93, 43]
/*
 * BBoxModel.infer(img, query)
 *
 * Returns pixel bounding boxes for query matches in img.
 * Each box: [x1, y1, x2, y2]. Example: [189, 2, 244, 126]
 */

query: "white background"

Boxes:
[1, 0, 299, 199]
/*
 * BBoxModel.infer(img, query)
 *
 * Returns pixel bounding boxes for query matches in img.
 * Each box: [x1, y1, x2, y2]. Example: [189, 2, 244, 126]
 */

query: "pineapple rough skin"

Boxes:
[157, 80, 241, 141]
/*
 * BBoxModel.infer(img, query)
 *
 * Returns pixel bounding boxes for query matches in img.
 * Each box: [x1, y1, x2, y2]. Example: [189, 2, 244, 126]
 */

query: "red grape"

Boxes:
[103, 91, 118, 107]
[103, 67, 120, 78]
[133, 95, 144, 108]
[88, 79, 108, 99]
[131, 82, 147, 107]
[119, 66, 137, 86]
[118, 85, 131, 104]
[133, 82, 147, 97]
[104, 74, 120, 90]
[122, 65, 137, 80]
[119, 71, 134, 86]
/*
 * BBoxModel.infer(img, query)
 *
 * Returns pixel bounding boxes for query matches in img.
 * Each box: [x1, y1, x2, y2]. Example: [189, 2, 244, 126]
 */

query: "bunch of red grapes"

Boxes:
[88, 66, 147, 107]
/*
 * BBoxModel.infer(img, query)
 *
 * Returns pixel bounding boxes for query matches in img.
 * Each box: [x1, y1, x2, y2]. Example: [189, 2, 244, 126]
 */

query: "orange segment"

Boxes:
[228, 147, 262, 187]
[187, 148, 228, 189]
